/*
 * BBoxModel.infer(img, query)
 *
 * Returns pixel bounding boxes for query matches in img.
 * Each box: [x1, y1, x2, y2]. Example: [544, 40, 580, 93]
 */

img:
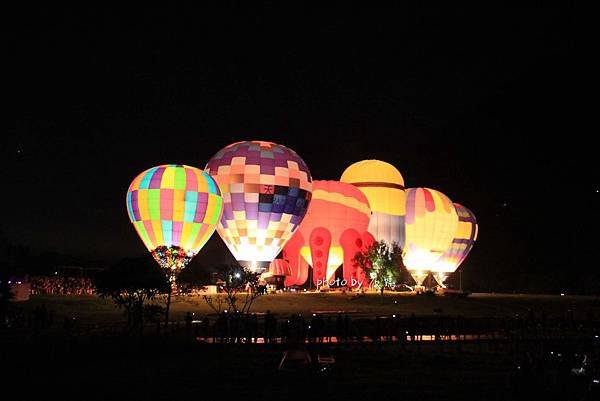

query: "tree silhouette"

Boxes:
[203, 263, 263, 314]
[94, 256, 170, 331]
[353, 240, 405, 297]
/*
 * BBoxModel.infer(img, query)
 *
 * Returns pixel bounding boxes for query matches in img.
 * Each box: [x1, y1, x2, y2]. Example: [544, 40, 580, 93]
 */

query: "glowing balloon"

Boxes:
[284, 180, 372, 288]
[404, 188, 458, 285]
[268, 258, 292, 277]
[431, 203, 478, 286]
[205, 141, 312, 272]
[340, 160, 406, 248]
[126, 164, 223, 275]
[282, 229, 310, 287]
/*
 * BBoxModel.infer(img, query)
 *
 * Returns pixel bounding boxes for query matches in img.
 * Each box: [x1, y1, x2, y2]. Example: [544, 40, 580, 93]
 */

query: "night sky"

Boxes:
[6, 6, 593, 291]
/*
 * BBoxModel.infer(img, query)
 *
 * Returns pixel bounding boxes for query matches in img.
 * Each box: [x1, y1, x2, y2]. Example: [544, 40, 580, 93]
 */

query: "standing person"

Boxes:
[185, 312, 193, 336]
[264, 310, 272, 343]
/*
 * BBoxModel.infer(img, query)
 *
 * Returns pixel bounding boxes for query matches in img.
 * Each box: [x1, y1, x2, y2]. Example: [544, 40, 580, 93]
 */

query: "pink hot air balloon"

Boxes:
[283, 180, 374, 289]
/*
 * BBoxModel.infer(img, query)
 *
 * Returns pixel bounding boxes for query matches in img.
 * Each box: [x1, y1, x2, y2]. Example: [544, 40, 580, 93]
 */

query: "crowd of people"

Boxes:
[183, 308, 600, 345]
[29, 276, 94, 295]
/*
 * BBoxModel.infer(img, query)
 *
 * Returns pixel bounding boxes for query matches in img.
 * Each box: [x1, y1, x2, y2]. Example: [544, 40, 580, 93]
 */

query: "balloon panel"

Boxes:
[340, 159, 405, 215]
[340, 160, 406, 247]
[404, 188, 458, 270]
[126, 165, 223, 258]
[434, 204, 478, 273]
[297, 181, 371, 243]
[205, 141, 312, 263]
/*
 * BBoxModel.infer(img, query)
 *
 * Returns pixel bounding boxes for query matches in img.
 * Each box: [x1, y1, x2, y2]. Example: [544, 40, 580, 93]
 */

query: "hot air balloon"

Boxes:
[340, 160, 406, 249]
[431, 203, 478, 287]
[283, 180, 374, 288]
[126, 164, 223, 279]
[205, 141, 312, 272]
[404, 188, 458, 286]
[261, 258, 293, 291]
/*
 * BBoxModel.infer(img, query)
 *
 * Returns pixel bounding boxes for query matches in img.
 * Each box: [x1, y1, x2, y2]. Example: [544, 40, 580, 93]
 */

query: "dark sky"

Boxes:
[5, 6, 594, 289]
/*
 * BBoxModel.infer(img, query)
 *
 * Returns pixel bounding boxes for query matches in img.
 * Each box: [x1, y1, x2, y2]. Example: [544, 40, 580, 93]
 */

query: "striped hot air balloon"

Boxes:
[340, 160, 406, 249]
[205, 141, 312, 272]
[431, 203, 478, 286]
[404, 188, 458, 285]
[126, 164, 223, 276]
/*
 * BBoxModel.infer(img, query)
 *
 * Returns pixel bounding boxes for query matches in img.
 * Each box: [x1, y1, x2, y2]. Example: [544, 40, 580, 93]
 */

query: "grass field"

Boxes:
[14, 291, 600, 327]
[5, 292, 600, 400]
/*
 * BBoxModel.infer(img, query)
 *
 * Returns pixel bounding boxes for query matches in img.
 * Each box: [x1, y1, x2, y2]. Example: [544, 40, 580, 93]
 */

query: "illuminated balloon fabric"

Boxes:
[287, 180, 371, 287]
[269, 258, 292, 276]
[340, 160, 406, 248]
[404, 188, 458, 279]
[205, 141, 312, 269]
[340, 230, 376, 289]
[283, 231, 309, 286]
[434, 204, 478, 274]
[126, 164, 223, 273]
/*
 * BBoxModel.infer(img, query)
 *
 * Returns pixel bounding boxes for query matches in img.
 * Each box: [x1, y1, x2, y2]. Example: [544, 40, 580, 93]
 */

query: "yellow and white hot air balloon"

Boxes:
[340, 160, 406, 248]
[404, 188, 458, 285]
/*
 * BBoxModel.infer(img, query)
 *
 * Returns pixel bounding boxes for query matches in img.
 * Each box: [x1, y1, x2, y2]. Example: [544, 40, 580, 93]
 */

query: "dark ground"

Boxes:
[4, 335, 598, 401]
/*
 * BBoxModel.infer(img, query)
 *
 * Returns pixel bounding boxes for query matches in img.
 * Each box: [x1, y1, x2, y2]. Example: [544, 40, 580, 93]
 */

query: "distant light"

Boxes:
[54, 271, 58, 275]
[8, 281, 11, 284]
[394, 300, 397, 304]
[234, 273, 241, 278]
[392, 314, 396, 318]
[17, 281, 22, 285]
[594, 379, 600, 384]
[312, 313, 316, 317]
[560, 293, 565, 296]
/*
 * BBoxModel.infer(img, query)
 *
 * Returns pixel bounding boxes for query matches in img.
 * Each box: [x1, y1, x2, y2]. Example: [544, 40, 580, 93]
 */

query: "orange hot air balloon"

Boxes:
[283, 180, 372, 288]
[404, 188, 458, 285]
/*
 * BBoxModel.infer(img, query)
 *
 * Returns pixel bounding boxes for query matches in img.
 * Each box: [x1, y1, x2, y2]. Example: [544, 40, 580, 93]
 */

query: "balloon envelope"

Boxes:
[433, 203, 478, 274]
[340, 160, 406, 248]
[294, 180, 371, 283]
[126, 164, 223, 274]
[205, 140, 312, 271]
[404, 188, 458, 277]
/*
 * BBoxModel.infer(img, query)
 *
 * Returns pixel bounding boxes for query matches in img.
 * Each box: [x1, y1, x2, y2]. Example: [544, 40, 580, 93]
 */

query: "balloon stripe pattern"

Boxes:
[404, 188, 458, 271]
[205, 141, 312, 264]
[434, 203, 478, 273]
[340, 160, 406, 248]
[126, 164, 223, 271]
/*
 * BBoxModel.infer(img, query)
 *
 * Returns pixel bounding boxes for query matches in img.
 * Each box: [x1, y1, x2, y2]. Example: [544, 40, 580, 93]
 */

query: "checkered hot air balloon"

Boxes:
[205, 141, 313, 272]
[126, 164, 223, 277]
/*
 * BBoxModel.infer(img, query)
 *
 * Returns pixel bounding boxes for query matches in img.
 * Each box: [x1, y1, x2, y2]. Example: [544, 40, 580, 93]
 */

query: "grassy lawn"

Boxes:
[13, 292, 600, 328]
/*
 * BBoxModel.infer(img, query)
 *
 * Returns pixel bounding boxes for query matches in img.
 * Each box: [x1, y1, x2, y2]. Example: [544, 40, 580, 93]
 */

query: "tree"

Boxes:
[0, 276, 14, 326]
[202, 263, 263, 314]
[353, 240, 405, 296]
[94, 257, 170, 331]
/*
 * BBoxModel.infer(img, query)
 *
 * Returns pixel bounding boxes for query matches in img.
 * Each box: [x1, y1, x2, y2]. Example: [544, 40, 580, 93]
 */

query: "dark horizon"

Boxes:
[5, 6, 595, 292]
